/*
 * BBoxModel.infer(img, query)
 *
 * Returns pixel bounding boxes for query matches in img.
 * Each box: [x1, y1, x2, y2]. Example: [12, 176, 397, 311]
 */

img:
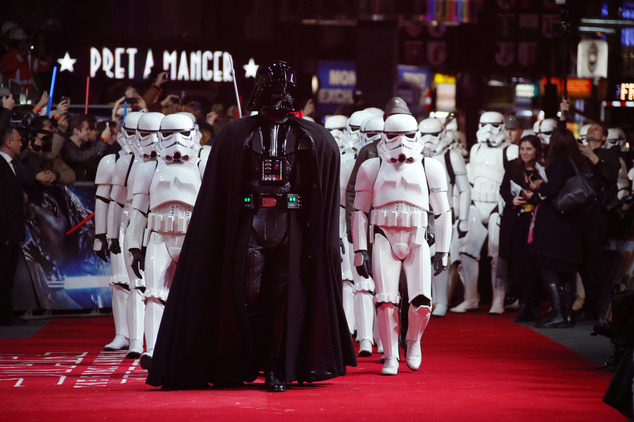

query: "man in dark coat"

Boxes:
[146, 62, 356, 391]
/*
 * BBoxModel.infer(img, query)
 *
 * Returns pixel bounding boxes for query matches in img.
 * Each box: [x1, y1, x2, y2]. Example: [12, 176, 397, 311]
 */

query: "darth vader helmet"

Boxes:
[245, 61, 300, 115]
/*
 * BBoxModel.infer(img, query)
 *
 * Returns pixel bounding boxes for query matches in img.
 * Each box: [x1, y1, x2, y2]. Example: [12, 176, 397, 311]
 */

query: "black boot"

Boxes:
[536, 283, 566, 328]
[561, 280, 576, 327]
[264, 357, 286, 392]
[515, 303, 538, 322]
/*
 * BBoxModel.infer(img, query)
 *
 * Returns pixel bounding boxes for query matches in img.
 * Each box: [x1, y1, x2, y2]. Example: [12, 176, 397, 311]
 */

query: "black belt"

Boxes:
[241, 193, 303, 209]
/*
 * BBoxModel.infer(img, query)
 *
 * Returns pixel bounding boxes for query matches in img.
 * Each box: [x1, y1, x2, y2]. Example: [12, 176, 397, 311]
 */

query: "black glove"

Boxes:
[426, 232, 435, 247]
[347, 230, 353, 244]
[355, 250, 372, 279]
[457, 220, 469, 238]
[432, 252, 448, 276]
[129, 248, 145, 279]
[109, 238, 121, 254]
[94, 233, 109, 262]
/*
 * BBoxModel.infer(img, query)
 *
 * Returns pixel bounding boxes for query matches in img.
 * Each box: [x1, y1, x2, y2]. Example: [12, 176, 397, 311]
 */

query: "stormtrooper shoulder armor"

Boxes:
[95, 154, 117, 185]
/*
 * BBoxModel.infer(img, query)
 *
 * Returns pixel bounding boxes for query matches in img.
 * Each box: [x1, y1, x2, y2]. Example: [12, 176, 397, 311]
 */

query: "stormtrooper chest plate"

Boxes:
[373, 161, 429, 210]
[149, 162, 201, 210]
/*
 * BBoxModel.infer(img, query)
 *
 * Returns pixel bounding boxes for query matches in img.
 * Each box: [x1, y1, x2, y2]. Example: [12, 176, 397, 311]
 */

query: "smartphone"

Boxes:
[60, 96, 70, 105]
[126, 97, 138, 104]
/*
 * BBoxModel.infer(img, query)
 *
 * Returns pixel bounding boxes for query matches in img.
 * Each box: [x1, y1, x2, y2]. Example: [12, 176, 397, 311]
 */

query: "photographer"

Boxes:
[25, 116, 75, 185]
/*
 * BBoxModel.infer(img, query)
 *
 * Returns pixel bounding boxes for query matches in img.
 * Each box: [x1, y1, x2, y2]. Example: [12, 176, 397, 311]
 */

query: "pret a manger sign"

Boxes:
[88, 47, 235, 82]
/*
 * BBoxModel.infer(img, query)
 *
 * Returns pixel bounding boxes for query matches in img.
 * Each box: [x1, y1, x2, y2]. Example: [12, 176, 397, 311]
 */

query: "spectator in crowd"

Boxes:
[21, 115, 75, 185]
[499, 135, 543, 322]
[0, 25, 51, 91]
[576, 123, 620, 322]
[60, 115, 117, 181]
[531, 128, 592, 328]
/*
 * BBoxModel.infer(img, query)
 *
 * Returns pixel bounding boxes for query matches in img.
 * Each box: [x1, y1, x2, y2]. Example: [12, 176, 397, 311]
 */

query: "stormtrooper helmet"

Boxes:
[606, 127, 627, 151]
[359, 116, 384, 148]
[579, 123, 592, 146]
[118, 111, 143, 155]
[476, 111, 507, 147]
[533, 118, 557, 146]
[378, 114, 422, 164]
[158, 113, 198, 163]
[419, 117, 447, 154]
[135, 112, 164, 161]
[343, 110, 373, 153]
[325, 115, 348, 152]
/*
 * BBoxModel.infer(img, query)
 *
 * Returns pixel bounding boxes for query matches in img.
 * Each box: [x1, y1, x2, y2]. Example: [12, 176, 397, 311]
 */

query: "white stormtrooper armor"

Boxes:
[94, 152, 130, 351]
[106, 111, 145, 356]
[533, 118, 557, 148]
[352, 114, 452, 375]
[452, 111, 518, 315]
[325, 115, 348, 153]
[352, 116, 384, 357]
[579, 123, 592, 145]
[342, 110, 373, 155]
[127, 113, 205, 370]
[420, 118, 471, 317]
[606, 127, 631, 199]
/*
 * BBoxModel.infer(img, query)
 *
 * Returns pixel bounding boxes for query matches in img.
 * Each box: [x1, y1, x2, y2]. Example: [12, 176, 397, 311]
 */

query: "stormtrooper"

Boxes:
[94, 121, 135, 351]
[419, 117, 471, 317]
[126, 113, 205, 370]
[451, 111, 518, 315]
[352, 113, 452, 375]
[106, 111, 149, 358]
[351, 116, 384, 357]
[339, 110, 373, 338]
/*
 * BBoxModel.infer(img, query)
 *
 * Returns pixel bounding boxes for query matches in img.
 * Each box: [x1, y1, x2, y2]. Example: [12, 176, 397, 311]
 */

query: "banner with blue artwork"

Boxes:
[316, 60, 356, 115]
[21, 183, 111, 310]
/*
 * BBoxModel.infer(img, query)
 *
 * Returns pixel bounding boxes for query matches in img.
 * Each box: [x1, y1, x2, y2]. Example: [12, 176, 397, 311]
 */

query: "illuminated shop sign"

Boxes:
[56, 47, 259, 82]
[540, 77, 592, 98]
[619, 83, 634, 100]
[515, 83, 539, 98]
[317, 60, 356, 113]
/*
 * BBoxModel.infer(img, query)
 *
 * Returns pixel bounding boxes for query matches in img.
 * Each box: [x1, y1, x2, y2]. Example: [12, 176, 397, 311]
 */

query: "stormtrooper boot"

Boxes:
[405, 304, 431, 371]
[450, 256, 480, 313]
[126, 288, 145, 359]
[140, 297, 164, 370]
[377, 303, 400, 375]
[104, 284, 130, 351]
[431, 269, 449, 317]
[489, 286, 506, 315]
[355, 290, 375, 357]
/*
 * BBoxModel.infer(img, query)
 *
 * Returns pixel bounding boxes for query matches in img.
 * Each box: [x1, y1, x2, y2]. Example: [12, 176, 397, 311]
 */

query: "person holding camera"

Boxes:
[499, 135, 544, 322]
[17, 116, 76, 186]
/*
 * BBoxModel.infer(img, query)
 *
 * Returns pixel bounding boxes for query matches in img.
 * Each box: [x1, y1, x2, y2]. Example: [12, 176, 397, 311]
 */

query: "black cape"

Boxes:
[146, 115, 356, 389]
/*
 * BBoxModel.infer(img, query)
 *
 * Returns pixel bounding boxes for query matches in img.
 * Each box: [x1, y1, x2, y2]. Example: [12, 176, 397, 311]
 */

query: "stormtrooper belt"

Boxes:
[241, 193, 303, 209]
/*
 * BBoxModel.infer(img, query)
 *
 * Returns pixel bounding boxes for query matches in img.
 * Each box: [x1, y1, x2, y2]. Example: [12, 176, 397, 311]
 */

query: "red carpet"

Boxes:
[0, 313, 622, 421]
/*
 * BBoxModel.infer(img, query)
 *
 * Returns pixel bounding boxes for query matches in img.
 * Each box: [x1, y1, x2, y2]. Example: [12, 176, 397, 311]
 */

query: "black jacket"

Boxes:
[146, 115, 356, 389]
[532, 153, 583, 266]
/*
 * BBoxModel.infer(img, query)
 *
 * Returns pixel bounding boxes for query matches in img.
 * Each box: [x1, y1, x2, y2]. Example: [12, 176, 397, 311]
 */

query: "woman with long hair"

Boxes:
[499, 135, 543, 322]
[530, 128, 592, 328]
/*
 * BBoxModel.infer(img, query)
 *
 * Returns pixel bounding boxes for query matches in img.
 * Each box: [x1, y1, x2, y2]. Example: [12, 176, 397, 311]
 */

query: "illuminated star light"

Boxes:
[57, 52, 77, 73]
[243, 58, 259, 78]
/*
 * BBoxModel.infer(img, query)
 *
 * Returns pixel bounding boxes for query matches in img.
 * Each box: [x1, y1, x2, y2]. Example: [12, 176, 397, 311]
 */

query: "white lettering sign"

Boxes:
[88, 46, 235, 82]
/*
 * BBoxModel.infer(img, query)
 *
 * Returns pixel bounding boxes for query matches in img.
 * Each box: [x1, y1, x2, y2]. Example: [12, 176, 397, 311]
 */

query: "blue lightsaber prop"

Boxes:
[122, 100, 128, 123]
[47, 66, 58, 117]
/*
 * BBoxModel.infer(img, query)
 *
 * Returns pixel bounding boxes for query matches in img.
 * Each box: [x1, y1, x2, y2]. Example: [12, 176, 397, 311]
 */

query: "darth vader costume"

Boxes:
[146, 62, 356, 391]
